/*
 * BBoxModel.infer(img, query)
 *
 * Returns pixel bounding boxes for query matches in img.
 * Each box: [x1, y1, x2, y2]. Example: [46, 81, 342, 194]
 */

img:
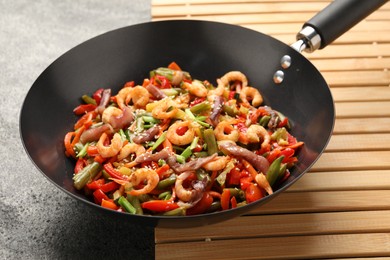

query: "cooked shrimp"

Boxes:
[182, 80, 207, 97]
[202, 156, 229, 171]
[220, 71, 248, 89]
[246, 124, 270, 150]
[240, 86, 263, 107]
[173, 93, 190, 108]
[97, 132, 123, 158]
[166, 120, 195, 146]
[207, 79, 225, 102]
[102, 106, 123, 124]
[214, 120, 239, 142]
[128, 168, 159, 196]
[117, 143, 146, 161]
[175, 171, 205, 202]
[151, 98, 178, 119]
[117, 86, 149, 109]
[255, 173, 273, 195]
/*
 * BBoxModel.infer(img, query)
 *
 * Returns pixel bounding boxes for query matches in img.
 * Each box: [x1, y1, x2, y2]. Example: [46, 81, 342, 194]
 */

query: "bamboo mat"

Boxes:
[152, 1, 390, 259]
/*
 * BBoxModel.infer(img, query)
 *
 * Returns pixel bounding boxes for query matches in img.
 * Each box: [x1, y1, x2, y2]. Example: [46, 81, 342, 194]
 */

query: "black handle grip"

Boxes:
[304, 0, 388, 49]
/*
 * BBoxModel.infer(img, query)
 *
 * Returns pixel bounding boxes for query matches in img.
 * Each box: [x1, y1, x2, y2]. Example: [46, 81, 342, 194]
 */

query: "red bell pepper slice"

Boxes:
[92, 88, 104, 104]
[101, 199, 119, 210]
[221, 189, 231, 210]
[141, 200, 179, 212]
[240, 176, 253, 191]
[93, 189, 109, 204]
[74, 159, 85, 174]
[103, 163, 128, 180]
[86, 178, 105, 190]
[245, 183, 263, 203]
[100, 181, 120, 193]
[186, 192, 213, 215]
[73, 104, 97, 115]
[230, 196, 238, 209]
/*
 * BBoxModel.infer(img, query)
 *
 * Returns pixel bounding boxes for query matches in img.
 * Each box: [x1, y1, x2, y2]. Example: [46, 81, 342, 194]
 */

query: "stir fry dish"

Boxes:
[64, 62, 304, 216]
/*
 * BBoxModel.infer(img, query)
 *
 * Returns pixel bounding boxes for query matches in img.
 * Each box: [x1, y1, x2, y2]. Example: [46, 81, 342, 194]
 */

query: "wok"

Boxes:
[20, 0, 387, 227]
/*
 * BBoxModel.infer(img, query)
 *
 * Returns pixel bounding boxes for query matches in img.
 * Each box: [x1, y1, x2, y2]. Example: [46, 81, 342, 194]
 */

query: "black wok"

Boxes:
[20, 0, 387, 227]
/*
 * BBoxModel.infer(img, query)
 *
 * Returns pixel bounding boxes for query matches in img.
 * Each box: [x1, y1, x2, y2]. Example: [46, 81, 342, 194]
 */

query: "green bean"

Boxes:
[222, 104, 239, 117]
[73, 161, 102, 190]
[118, 196, 136, 214]
[180, 146, 192, 160]
[226, 188, 245, 201]
[157, 175, 177, 190]
[259, 115, 271, 127]
[266, 155, 285, 187]
[81, 94, 97, 105]
[76, 142, 89, 158]
[203, 129, 218, 155]
[206, 201, 221, 213]
[127, 194, 143, 215]
[162, 207, 186, 216]
[158, 191, 172, 200]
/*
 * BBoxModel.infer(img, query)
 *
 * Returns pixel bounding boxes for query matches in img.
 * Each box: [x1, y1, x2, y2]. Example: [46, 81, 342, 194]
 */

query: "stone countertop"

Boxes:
[0, 1, 153, 259]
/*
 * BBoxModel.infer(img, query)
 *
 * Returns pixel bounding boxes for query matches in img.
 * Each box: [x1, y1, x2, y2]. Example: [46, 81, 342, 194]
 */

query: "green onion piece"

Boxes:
[154, 67, 174, 81]
[203, 129, 218, 155]
[181, 146, 192, 160]
[143, 116, 160, 124]
[189, 136, 199, 150]
[76, 142, 89, 158]
[127, 194, 143, 215]
[136, 117, 144, 132]
[81, 94, 97, 105]
[73, 162, 102, 190]
[222, 104, 239, 117]
[118, 196, 136, 214]
[160, 88, 179, 97]
[185, 108, 210, 127]
[190, 101, 211, 114]
[151, 131, 167, 151]
[176, 154, 186, 164]
[193, 151, 209, 158]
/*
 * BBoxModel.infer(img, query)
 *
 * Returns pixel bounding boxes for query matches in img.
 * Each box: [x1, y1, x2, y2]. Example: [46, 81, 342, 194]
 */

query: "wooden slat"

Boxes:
[153, 0, 333, 6]
[323, 71, 390, 86]
[335, 101, 390, 118]
[156, 210, 390, 243]
[305, 44, 390, 59]
[331, 87, 390, 102]
[333, 117, 390, 134]
[312, 58, 390, 72]
[325, 133, 390, 152]
[289, 170, 390, 192]
[156, 233, 390, 259]
[245, 20, 390, 35]
[250, 190, 390, 214]
[311, 151, 390, 172]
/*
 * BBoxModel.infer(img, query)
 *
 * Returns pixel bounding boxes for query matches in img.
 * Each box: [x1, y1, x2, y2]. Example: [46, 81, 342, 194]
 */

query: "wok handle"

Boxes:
[297, 0, 387, 52]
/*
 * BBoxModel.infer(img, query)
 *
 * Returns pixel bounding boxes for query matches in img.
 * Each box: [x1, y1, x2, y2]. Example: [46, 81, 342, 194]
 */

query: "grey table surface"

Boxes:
[0, 1, 155, 259]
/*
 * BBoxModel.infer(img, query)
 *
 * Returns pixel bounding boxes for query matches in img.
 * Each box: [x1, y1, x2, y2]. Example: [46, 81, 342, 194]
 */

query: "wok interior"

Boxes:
[20, 21, 334, 226]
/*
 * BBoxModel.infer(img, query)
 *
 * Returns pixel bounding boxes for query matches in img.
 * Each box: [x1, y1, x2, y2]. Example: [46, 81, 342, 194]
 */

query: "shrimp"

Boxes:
[128, 168, 159, 196]
[117, 86, 149, 109]
[240, 86, 263, 107]
[255, 173, 273, 195]
[117, 143, 146, 161]
[151, 98, 178, 119]
[175, 171, 205, 202]
[214, 120, 239, 142]
[182, 80, 208, 97]
[173, 93, 190, 108]
[102, 106, 123, 124]
[96, 132, 123, 158]
[246, 124, 270, 150]
[202, 156, 230, 171]
[166, 120, 195, 146]
[207, 79, 225, 102]
[220, 71, 248, 89]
